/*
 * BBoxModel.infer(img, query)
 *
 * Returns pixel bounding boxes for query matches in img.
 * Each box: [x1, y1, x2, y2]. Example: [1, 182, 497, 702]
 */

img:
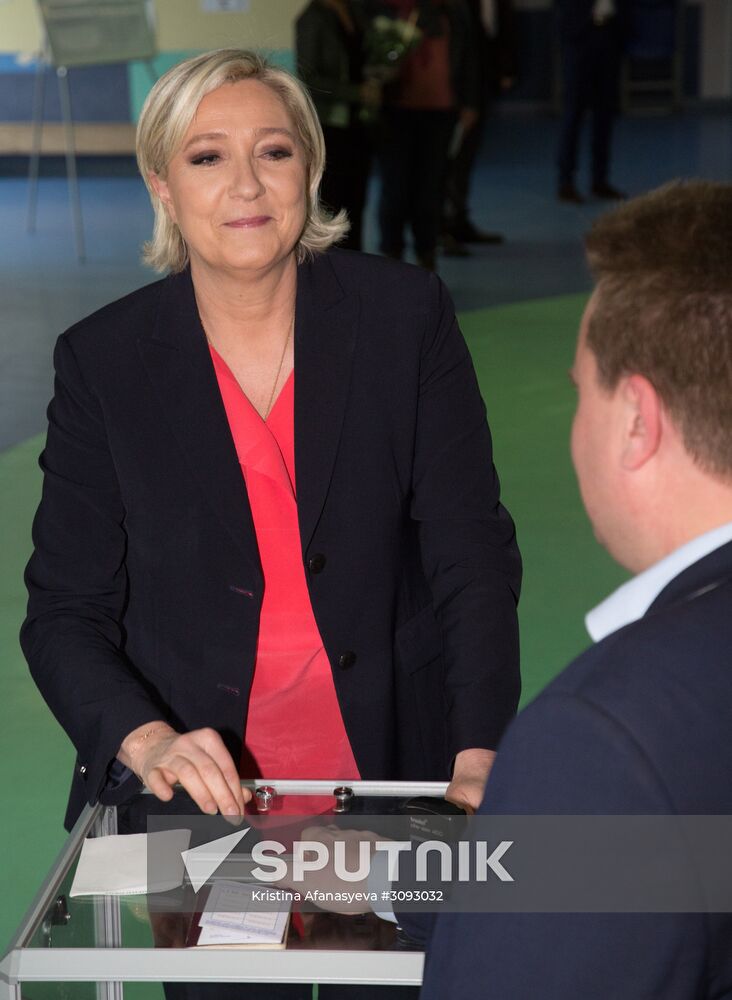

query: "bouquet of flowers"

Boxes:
[364, 11, 422, 83]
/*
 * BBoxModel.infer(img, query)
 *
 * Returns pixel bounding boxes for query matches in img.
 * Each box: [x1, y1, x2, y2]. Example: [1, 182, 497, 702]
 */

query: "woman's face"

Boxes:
[151, 79, 308, 276]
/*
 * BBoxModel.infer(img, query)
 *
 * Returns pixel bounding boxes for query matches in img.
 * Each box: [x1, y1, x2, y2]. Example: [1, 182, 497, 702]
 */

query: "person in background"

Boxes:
[442, 0, 518, 255]
[374, 0, 480, 271]
[296, 0, 380, 250]
[418, 180, 732, 998]
[556, 0, 627, 203]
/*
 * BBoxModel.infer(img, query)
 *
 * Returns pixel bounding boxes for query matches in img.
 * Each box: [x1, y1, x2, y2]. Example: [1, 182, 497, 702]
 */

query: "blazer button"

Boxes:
[338, 651, 356, 670]
[79, 764, 87, 775]
[308, 553, 326, 574]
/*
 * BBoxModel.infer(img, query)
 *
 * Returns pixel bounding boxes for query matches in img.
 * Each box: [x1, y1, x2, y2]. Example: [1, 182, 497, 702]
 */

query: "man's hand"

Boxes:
[459, 107, 480, 134]
[118, 722, 249, 819]
[445, 748, 496, 813]
[360, 78, 382, 108]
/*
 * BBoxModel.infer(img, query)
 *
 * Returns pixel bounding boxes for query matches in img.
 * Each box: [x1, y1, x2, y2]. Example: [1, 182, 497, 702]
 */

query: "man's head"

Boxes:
[570, 180, 732, 573]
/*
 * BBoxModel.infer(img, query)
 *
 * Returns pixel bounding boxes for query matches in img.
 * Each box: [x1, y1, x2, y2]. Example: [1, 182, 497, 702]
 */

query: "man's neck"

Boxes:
[587, 518, 732, 642]
[633, 495, 732, 574]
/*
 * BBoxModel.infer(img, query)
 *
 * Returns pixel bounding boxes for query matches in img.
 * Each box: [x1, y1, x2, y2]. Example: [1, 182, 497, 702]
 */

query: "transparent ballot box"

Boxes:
[0, 780, 450, 998]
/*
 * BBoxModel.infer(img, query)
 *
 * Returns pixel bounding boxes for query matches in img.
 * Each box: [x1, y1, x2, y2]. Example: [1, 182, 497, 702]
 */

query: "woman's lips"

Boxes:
[224, 216, 271, 228]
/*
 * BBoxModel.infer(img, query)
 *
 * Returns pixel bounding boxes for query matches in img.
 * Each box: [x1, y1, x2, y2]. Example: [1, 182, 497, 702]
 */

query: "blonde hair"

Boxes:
[136, 49, 349, 272]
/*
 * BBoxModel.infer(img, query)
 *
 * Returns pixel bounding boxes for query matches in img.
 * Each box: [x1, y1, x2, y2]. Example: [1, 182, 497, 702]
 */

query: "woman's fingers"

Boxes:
[182, 751, 241, 817]
[194, 728, 250, 813]
[159, 765, 179, 787]
[172, 755, 221, 814]
[144, 764, 175, 802]
[138, 728, 248, 817]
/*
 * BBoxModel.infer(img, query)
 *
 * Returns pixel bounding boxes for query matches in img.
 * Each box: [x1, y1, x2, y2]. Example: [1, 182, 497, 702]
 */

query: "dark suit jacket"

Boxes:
[465, 0, 518, 88]
[21, 249, 521, 830]
[296, 1, 369, 127]
[416, 541, 732, 998]
[555, 0, 630, 43]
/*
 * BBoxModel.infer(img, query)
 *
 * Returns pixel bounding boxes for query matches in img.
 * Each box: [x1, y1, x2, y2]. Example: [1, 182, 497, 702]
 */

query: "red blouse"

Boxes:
[210, 348, 360, 806]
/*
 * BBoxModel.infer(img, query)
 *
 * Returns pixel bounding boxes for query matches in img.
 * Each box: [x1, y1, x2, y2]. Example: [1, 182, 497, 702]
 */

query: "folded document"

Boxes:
[190, 880, 291, 948]
[70, 830, 192, 897]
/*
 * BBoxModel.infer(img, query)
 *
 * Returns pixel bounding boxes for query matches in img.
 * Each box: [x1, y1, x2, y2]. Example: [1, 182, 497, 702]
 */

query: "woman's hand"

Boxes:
[118, 722, 249, 818]
[445, 748, 496, 814]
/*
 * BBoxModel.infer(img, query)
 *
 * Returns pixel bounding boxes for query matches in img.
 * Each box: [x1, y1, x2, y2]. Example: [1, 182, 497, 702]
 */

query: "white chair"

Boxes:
[28, 0, 158, 260]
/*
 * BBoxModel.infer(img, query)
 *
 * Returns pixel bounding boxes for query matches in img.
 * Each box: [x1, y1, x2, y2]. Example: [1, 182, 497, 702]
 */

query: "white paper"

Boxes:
[70, 830, 191, 897]
[197, 880, 289, 945]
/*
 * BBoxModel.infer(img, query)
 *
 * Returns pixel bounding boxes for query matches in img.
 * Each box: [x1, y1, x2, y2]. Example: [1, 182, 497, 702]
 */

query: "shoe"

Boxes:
[591, 182, 626, 200]
[453, 221, 504, 245]
[558, 184, 585, 204]
[440, 233, 471, 257]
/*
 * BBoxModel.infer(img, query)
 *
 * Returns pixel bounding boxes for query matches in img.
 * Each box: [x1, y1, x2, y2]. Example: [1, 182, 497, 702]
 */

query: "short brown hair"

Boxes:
[136, 49, 348, 272]
[585, 180, 732, 477]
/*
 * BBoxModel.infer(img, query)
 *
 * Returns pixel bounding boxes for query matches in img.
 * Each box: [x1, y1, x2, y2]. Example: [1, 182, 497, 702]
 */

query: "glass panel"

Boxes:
[20, 985, 164, 1000]
[15, 982, 96, 1000]
[20, 784, 429, 965]
[23, 855, 156, 950]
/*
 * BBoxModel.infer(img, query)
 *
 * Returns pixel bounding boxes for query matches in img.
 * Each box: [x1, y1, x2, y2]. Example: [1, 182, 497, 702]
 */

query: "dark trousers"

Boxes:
[163, 986, 307, 999]
[164, 983, 418, 998]
[443, 108, 485, 232]
[320, 124, 373, 252]
[557, 24, 623, 188]
[377, 108, 456, 261]
[444, 62, 497, 232]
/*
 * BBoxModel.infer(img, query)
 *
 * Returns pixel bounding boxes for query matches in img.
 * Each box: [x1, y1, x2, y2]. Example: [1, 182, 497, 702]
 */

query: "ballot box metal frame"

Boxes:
[0, 779, 449, 998]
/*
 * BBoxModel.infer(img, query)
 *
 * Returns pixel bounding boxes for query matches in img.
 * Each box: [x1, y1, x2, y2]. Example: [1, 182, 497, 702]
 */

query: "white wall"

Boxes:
[0, 0, 308, 55]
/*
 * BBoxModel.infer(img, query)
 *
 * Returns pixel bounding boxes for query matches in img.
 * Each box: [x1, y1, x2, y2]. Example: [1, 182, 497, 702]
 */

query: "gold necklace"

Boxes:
[262, 319, 293, 421]
[203, 317, 294, 421]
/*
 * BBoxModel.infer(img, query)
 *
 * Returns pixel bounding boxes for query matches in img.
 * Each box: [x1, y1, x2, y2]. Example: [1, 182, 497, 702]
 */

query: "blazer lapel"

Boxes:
[294, 252, 360, 551]
[648, 539, 732, 616]
[137, 269, 262, 576]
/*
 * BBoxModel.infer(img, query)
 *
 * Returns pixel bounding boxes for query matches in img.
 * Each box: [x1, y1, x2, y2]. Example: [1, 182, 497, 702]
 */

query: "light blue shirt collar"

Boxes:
[585, 521, 732, 642]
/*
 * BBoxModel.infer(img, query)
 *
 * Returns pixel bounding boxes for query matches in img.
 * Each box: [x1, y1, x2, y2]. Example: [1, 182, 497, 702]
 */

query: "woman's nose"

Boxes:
[228, 156, 264, 199]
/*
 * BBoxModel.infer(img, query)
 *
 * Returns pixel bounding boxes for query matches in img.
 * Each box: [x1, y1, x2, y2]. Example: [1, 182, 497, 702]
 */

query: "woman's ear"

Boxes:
[149, 172, 177, 224]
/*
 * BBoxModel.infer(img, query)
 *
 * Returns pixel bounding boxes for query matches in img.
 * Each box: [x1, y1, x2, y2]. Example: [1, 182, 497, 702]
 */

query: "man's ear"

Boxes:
[149, 172, 177, 224]
[620, 374, 662, 470]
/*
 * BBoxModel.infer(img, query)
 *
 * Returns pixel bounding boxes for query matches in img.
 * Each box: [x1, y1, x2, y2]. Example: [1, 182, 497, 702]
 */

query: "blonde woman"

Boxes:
[22, 50, 520, 926]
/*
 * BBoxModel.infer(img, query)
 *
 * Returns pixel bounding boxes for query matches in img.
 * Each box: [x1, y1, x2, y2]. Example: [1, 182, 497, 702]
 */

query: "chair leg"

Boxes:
[57, 65, 86, 262]
[27, 54, 47, 234]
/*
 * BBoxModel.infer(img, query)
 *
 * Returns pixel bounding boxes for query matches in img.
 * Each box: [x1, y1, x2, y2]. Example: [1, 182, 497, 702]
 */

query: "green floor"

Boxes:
[0, 291, 626, 958]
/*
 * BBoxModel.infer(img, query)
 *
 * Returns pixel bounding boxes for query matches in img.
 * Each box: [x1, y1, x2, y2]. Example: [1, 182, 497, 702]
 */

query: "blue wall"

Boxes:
[0, 55, 131, 121]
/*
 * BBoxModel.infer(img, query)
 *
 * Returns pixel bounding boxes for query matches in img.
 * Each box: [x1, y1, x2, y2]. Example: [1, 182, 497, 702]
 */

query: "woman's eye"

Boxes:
[262, 147, 293, 161]
[189, 152, 220, 166]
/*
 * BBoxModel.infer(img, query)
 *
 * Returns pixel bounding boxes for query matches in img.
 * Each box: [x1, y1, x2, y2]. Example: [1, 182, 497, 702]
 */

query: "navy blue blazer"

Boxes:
[21, 249, 521, 829]
[416, 541, 732, 998]
[555, 0, 629, 42]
